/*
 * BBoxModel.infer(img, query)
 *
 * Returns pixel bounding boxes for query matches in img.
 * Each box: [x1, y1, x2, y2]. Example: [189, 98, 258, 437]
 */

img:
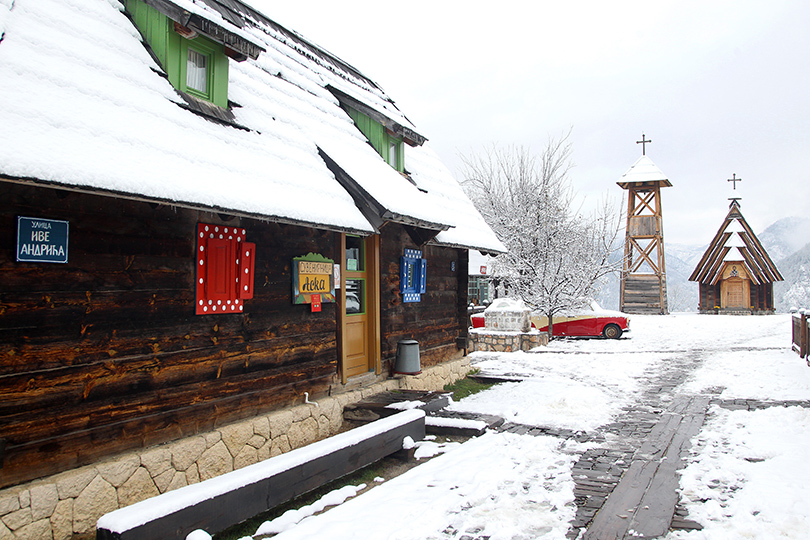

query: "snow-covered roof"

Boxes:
[689, 200, 783, 285]
[616, 156, 672, 188]
[0, 0, 504, 252]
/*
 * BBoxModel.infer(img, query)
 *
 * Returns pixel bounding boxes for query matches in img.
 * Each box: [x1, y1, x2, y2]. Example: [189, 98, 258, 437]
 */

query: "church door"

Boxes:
[723, 278, 746, 308]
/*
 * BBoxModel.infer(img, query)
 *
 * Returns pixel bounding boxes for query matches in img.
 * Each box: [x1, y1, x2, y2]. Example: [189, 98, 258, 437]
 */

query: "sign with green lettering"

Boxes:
[16, 216, 69, 263]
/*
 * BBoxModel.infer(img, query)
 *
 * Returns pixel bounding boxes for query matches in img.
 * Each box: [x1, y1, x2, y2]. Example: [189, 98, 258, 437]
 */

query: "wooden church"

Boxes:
[689, 199, 783, 313]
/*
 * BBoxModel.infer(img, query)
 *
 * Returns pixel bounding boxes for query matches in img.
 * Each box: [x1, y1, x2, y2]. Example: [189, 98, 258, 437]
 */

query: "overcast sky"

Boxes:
[251, 0, 808, 245]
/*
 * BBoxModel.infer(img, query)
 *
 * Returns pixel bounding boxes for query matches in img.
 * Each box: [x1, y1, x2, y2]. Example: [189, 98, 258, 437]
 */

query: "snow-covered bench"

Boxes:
[97, 410, 425, 540]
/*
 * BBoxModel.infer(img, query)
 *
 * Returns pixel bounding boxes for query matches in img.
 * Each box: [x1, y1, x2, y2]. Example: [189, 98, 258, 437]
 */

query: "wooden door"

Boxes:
[723, 278, 746, 308]
[340, 234, 380, 381]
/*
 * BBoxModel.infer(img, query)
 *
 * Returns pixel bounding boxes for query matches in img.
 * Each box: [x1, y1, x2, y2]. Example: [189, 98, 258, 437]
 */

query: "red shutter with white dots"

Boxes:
[196, 223, 254, 315]
[238, 242, 255, 299]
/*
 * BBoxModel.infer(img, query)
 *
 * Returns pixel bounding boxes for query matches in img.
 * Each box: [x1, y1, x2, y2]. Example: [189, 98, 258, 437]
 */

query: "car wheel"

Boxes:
[603, 324, 622, 339]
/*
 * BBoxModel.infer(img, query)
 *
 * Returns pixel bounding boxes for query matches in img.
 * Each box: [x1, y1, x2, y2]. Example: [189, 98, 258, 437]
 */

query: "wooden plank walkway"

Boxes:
[583, 395, 710, 540]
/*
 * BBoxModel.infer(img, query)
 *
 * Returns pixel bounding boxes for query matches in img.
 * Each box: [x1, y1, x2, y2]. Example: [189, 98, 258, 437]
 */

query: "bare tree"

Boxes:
[461, 133, 622, 338]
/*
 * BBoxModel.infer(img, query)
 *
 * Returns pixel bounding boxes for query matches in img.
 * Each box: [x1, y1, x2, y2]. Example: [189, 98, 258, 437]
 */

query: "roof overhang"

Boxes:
[327, 85, 427, 147]
[1, 175, 372, 236]
[617, 179, 673, 190]
[317, 148, 450, 242]
[141, 0, 265, 61]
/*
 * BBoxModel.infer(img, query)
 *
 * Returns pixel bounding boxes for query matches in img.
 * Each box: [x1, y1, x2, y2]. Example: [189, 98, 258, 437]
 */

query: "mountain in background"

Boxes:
[758, 217, 810, 263]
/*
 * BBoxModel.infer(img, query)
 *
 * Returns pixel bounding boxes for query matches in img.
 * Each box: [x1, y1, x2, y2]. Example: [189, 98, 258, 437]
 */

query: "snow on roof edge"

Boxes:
[3, 175, 375, 235]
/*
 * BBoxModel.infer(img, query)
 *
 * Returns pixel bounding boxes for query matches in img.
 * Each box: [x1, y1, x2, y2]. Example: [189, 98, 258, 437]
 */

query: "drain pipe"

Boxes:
[304, 391, 319, 408]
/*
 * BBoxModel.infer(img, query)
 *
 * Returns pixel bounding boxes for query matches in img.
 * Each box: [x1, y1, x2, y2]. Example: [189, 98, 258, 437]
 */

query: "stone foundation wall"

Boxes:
[469, 330, 548, 352]
[0, 358, 470, 540]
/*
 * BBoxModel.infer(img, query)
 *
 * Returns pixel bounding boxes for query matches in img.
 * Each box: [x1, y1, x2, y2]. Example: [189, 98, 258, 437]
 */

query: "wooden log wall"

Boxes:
[622, 274, 667, 314]
[698, 283, 719, 312]
[0, 183, 340, 489]
[379, 225, 468, 371]
[750, 283, 774, 311]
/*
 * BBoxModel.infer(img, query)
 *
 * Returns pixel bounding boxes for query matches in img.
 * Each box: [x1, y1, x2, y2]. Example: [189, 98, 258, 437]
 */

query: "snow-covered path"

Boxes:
[242, 314, 810, 540]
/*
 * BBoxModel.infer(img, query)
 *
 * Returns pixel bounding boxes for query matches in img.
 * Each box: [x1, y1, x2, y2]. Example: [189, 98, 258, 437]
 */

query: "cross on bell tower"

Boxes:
[636, 133, 652, 156]
[617, 137, 671, 314]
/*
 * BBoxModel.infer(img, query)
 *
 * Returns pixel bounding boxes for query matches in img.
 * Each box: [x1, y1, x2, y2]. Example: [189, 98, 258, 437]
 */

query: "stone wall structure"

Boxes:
[469, 297, 548, 353]
[468, 329, 548, 352]
[0, 358, 470, 540]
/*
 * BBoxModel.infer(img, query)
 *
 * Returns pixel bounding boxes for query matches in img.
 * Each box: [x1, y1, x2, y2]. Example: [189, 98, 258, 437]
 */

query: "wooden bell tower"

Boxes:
[617, 135, 671, 314]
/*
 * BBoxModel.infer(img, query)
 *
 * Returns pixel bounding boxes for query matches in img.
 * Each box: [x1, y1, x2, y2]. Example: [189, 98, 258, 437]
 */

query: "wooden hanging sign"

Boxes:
[293, 253, 335, 305]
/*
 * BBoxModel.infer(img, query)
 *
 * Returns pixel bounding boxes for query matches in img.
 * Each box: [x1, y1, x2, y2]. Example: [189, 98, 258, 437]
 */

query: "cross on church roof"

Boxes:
[636, 133, 652, 155]
[728, 173, 742, 190]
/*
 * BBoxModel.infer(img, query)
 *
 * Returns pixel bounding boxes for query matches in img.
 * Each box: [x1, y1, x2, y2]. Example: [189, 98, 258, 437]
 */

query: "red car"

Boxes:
[530, 301, 630, 339]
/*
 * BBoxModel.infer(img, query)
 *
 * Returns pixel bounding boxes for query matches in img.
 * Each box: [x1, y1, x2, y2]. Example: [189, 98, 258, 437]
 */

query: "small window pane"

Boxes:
[187, 48, 208, 93]
[388, 140, 398, 168]
[346, 236, 364, 272]
[346, 279, 365, 314]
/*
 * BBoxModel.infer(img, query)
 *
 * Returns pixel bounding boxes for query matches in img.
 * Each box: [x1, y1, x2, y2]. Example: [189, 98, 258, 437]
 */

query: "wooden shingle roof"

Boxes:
[0, 0, 506, 253]
[688, 200, 783, 285]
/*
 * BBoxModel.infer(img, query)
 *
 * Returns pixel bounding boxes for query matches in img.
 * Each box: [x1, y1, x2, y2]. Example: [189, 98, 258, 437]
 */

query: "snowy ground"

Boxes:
[227, 313, 810, 540]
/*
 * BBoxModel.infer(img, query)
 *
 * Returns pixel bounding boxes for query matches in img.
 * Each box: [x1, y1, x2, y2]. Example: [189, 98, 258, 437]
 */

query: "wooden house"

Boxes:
[689, 200, 782, 313]
[0, 0, 504, 509]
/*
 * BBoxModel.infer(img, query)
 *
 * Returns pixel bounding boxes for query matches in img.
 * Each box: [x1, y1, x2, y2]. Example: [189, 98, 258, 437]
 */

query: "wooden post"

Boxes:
[794, 311, 808, 359]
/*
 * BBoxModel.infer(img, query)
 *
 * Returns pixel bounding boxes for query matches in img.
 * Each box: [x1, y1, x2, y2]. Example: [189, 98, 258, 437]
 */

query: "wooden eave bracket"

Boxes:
[402, 224, 444, 247]
[326, 85, 427, 146]
[141, 0, 265, 61]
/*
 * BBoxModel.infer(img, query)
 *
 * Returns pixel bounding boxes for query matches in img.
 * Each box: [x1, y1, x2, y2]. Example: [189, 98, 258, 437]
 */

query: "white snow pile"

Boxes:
[424, 416, 488, 432]
[264, 432, 582, 540]
[484, 297, 529, 312]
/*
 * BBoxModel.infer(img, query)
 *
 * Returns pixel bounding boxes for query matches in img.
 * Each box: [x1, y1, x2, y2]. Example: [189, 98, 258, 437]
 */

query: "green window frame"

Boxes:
[174, 34, 228, 106]
[180, 39, 219, 101]
[345, 278, 366, 315]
